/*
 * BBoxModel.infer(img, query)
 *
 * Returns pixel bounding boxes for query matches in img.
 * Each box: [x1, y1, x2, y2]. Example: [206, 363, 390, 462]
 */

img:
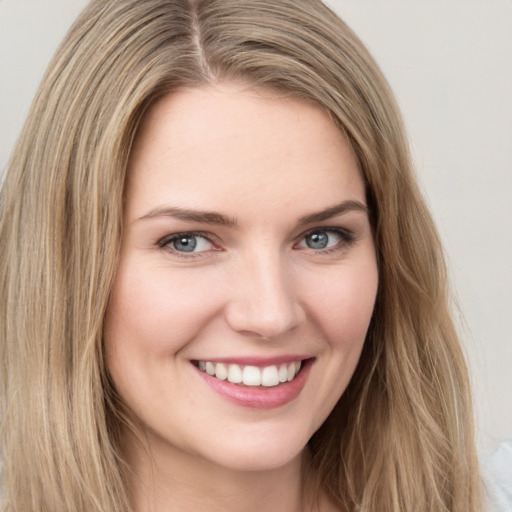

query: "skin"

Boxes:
[104, 83, 379, 512]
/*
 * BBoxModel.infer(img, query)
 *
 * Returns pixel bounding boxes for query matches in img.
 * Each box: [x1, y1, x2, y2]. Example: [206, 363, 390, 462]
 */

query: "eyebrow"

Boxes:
[297, 200, 369, 225]
[137, 206, 237, 226]
[136, 200, 368, 226]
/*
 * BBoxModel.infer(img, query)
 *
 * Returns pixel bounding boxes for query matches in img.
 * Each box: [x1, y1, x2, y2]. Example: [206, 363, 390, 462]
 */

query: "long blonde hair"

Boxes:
[0, 0, 481, 510]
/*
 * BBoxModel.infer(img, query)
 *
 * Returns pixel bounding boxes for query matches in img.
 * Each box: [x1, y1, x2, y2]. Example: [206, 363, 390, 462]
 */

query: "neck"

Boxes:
[124, 429, 313, 512]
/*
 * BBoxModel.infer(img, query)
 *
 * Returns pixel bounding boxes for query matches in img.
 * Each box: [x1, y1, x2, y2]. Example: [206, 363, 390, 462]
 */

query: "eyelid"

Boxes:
[157, 230, 209, 246]
[157, 231, 220, 257]
[294, 226, 356, 251]
[298, 225, 355, 240]
[156, 226, 357, 259]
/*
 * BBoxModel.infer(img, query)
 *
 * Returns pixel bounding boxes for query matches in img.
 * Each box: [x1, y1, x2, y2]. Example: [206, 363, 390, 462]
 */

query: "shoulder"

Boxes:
[482, 440, 512, 512]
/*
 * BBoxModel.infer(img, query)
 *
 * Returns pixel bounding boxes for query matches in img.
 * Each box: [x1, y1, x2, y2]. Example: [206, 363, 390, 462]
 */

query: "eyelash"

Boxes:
[156, 227, 356, 259]
[298, 227, 356, 254]
[157, 231, 215, 259]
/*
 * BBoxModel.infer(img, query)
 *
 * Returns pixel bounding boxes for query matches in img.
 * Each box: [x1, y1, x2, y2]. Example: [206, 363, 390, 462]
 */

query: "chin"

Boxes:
[207, 444, 306, 473]
[175, 423, 311, 474]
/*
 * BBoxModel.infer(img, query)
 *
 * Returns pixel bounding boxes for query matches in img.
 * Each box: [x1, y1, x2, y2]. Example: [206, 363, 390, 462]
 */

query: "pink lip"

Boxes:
[194, 358, 314, 409]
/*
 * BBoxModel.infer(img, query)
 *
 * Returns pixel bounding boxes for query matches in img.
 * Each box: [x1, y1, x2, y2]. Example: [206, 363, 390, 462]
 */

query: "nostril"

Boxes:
[224, 302, 304, 340]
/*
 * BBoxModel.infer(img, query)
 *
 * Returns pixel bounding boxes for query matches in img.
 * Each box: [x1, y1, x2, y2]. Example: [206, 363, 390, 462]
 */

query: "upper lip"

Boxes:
[191, 355, 313, 367]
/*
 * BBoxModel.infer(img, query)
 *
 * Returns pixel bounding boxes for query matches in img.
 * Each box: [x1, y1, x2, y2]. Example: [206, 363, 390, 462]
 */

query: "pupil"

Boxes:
[307, 232, 328, 249]
[174, 236, 197, 252]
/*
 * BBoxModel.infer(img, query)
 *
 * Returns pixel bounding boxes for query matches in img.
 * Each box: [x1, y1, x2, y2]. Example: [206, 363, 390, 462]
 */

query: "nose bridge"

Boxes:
[225, 245, 302, 339]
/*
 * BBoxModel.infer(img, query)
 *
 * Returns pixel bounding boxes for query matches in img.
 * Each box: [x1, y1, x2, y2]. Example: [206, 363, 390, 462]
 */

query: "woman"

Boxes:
[0, 0, 482, 511]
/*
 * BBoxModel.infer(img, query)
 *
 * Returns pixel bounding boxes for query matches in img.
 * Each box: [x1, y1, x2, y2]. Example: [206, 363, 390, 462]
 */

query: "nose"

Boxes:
[224, 251, 304, 339]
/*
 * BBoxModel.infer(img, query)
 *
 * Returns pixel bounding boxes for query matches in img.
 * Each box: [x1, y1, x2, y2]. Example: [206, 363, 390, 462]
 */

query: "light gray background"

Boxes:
[1, 0, 511, 454]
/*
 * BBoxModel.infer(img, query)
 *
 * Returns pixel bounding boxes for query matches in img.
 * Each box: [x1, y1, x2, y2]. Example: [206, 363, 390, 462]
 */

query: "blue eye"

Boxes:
[160, 233, 214, 253]
[305, 232, 330, 249]
[298, 229, 353, 251]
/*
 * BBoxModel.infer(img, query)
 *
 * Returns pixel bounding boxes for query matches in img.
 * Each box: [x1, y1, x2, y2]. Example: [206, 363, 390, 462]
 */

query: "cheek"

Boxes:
[293, 261, 378, 433]
[104, 263, 219, 359]
[103, 261, 223, 418]
[307, 261, 378, 349]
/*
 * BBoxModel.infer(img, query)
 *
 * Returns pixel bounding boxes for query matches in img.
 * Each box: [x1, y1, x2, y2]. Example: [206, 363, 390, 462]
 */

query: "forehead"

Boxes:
[126, 84, 365, 220]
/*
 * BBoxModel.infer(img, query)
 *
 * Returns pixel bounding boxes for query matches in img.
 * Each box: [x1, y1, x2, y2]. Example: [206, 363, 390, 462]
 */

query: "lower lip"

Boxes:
[195, 359, 313, 409]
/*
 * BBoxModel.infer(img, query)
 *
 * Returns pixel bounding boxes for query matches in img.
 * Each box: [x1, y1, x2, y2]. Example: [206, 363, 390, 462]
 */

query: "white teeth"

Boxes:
[215, 363, 227, 380]
[206, 362, 215, 375]
[278, 364, 288, 383]
[242, 366, 261, 386]
[261, 365, 279, 387]
[287, 363, 295, 381]
[197, 360, 303, 387]
[227, 364, 243, 383]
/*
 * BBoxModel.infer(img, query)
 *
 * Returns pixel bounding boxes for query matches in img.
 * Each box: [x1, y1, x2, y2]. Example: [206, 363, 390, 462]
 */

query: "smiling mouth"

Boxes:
[194, 360, 303, 387]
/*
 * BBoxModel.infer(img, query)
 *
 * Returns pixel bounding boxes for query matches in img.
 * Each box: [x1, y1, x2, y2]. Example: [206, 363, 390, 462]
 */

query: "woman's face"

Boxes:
[104, 84, 378, 473]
